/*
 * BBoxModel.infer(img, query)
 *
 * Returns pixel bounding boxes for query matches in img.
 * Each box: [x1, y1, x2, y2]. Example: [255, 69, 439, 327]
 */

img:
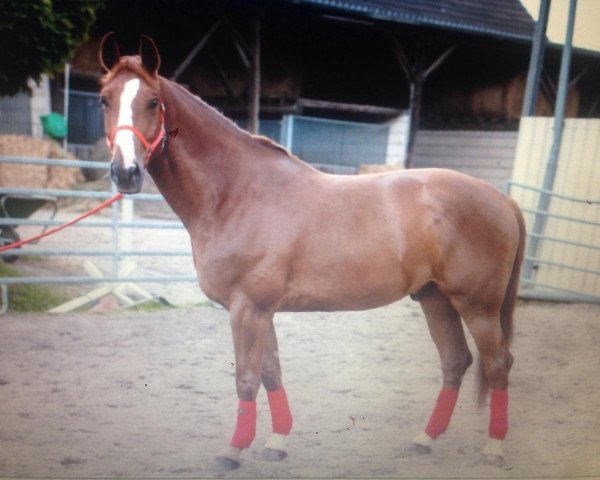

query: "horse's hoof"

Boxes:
[409, 431, 433, 455]
[215, 446, 242, 470]
[263, 447, 287, 462]
[215, 455, 241, 470]
[263, 433, 288, 462]
[481, 438, 504, 466]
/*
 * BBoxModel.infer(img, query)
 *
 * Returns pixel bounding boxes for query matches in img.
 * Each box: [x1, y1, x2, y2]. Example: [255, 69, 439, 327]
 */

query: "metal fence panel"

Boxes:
[507, 181, 600, 302]
[509, 117, 600, 302]
[283, 115, 389, 167]
[0, 155, 196, 313]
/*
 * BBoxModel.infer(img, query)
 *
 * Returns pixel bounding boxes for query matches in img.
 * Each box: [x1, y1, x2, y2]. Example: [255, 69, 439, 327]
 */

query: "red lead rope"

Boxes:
[0, 193, 123, 253]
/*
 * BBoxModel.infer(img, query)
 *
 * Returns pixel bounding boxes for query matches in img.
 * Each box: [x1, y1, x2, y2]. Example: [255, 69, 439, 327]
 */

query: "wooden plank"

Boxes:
[415, 131, 518, 148]
[412, 129, 518, 188]
[414, 147, 516, 160]
[415, 159, 514, 170]
[171, 21, 221, 82]
[297, 98, 403, 116]
[413, 163, 512, 178]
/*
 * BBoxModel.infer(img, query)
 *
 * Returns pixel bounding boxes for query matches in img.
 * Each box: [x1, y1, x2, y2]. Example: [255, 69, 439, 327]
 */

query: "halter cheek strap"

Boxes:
[107, 102, 166, 164]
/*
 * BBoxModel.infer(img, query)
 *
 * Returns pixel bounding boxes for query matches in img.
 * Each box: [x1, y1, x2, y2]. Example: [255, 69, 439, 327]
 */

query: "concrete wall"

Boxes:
[0, 75, 51, 138]
[0, 93, 32, 136]
[28, 76, 51, 138]
[385, 112, 409, 167]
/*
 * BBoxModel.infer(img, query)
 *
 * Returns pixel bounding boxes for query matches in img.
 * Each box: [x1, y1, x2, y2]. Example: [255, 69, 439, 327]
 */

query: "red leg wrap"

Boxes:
[489, 389, 509, 440]
[230, 400, 257, 449]
[267, 387, 293, 435]
[425, 387, 459, 440]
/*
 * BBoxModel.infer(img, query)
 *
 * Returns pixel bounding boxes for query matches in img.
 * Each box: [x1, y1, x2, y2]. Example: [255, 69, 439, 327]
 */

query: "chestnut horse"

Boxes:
[99, 34, 525, 469]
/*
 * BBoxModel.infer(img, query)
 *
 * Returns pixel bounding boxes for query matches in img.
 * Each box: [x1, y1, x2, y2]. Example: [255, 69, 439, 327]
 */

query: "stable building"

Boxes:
[9, 0, 600, 190]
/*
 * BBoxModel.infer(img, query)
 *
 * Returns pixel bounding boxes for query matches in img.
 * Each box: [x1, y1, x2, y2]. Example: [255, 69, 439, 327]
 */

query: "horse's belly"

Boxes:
[280, 255, 416, 312]
[278, 197, 431, 311]
[280, 287, 406, 312]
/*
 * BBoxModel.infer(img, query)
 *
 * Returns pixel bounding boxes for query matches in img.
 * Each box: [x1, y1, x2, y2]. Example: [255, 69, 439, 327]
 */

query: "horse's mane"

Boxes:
[100, 55, 294, 158]
[102, 57, 298, 161]
[162, 77, 295, 159]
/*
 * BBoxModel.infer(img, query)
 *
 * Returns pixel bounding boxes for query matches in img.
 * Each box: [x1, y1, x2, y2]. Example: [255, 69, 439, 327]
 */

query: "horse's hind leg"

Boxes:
[461, 310, 513, 461]
[261, 320, 293, 461]
[412, 284, 473, 452]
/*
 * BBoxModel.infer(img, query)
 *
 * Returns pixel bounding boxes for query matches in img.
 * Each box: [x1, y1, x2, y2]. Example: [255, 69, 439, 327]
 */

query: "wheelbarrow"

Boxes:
[0, 194, 58, 263]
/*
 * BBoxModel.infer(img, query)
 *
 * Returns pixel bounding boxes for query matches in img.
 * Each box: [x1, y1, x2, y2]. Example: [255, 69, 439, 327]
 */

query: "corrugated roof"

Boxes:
[284, 0, 536, 41]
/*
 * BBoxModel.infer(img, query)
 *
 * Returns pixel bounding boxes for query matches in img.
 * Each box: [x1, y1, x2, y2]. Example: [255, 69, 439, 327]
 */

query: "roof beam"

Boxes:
[171, 20, 221, 82]
[297, 98, 403, 116]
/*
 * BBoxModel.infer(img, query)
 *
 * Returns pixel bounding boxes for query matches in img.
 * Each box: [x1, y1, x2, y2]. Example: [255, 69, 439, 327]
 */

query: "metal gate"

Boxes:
[509, 115, 600, 303]
[507, 180, 600, 302]
[0, 155, 196, 313]
[280, 115, 390, 173]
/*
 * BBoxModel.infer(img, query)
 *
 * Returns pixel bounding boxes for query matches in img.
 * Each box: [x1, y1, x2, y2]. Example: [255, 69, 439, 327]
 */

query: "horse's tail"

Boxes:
[477, 198, 526, 407]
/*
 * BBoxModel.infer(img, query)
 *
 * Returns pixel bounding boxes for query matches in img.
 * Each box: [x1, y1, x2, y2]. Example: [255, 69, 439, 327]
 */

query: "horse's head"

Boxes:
[99, 33, 165, 194]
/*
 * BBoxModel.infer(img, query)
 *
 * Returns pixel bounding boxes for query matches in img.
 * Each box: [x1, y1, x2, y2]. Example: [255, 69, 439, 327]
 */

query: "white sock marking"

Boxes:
[115, 79, 141, 168]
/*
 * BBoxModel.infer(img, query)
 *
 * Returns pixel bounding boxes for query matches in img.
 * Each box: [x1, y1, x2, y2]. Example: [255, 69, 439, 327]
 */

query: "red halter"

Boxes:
[107, 102, 166, 162]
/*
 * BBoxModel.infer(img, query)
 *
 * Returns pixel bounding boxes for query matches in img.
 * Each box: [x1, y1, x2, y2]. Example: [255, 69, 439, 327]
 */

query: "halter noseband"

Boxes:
[107, 102, 166, 162]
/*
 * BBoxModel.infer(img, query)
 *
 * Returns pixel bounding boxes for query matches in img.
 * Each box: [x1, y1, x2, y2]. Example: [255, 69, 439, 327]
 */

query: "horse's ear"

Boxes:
[99, 32, 120, 72]
[139, 34, 161, 76]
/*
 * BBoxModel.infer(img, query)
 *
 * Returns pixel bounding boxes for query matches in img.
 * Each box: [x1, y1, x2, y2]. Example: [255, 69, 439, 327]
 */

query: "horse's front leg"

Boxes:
[261, 319, 293, 462]
[215, 301, 272, 470]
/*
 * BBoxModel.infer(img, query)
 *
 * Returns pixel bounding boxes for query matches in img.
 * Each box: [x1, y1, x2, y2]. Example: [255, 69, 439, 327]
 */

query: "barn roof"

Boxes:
[283, 0, 536, 41]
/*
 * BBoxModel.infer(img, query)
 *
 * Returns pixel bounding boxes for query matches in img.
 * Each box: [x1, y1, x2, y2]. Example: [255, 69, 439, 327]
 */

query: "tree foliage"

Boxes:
[0, 0, 103, 96]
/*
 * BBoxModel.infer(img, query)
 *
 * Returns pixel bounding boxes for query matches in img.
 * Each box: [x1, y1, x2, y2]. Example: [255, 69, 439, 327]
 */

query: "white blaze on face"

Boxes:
[114, 78, 141, 168]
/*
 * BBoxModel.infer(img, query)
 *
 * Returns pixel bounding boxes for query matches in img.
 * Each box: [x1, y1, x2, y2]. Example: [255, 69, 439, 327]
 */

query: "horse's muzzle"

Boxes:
[110, 162, 143, 194]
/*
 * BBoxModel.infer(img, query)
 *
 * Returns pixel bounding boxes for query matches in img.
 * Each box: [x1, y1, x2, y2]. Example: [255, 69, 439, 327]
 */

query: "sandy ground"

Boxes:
[2, 196, 599, 479]
[0, 298, 599, 479]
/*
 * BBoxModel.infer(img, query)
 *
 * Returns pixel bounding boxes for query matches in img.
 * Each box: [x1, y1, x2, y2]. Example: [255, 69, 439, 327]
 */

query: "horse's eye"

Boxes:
[148, 98, 159, 110]
[99, 97, 109, 109]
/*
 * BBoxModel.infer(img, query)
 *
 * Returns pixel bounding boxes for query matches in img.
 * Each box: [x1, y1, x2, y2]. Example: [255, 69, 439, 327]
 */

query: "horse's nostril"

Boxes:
[110, 163, 143, 193]
[111, 163, 139, 180]
[110, 163, 118, 183]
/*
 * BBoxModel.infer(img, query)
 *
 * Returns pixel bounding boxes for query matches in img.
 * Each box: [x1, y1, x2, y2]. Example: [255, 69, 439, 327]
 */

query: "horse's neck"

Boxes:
[148, 78, 301, 235]
[148, 80, 233, 228]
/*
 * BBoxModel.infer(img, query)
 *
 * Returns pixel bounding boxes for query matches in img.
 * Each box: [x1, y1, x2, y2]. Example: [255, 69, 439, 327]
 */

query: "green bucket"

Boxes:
[40, 112, 67, 140]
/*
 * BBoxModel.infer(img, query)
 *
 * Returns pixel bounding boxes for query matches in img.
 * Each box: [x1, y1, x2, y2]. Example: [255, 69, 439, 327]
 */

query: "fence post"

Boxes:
[111, 181, 120, 279]
[63, 63, 70, 151]
[523, 0, 578, 283]
[280, 115, 294, 151]
[521, 0, 551, 117]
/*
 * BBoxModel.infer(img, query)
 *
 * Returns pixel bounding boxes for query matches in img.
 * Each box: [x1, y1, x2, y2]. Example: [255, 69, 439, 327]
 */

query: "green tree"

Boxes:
[0, 0, 103, 96]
